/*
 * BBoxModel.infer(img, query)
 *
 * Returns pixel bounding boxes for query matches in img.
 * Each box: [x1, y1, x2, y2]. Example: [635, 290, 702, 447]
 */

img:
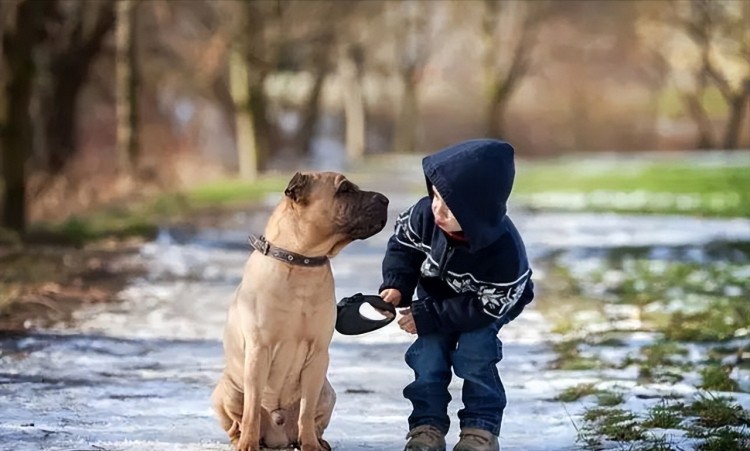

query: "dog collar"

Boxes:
[249, 235, 329, 267]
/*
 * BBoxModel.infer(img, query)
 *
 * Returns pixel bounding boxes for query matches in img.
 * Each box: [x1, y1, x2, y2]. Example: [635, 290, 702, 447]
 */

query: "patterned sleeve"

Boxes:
[411, 270, 533, 334]
[379, 201, 430, 306]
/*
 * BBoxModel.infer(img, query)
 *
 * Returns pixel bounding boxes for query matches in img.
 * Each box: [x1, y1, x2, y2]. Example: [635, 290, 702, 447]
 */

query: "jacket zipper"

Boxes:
[438, 245, 455, 280]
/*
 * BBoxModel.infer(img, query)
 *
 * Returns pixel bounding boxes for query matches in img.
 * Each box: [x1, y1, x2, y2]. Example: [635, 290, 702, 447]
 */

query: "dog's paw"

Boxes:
[235, 434, 260, 451]
[300, 438, 331, 451]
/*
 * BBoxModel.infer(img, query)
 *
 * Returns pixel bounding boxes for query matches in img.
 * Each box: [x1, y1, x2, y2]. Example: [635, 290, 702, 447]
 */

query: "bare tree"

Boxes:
[217, 0, 284, 178]
[229, 31, 260, 180]
[391, 0, 432, 153]
[481, 0, 547, 139]
[294, 29, 337, 157]
[651, 0, 750, 149]
[43, 0, 115, 174]
[339, 43, 366, 161]
[699, 0, 750, 149]
[1, 0, 56, 233]
[115, 0, 141, 173]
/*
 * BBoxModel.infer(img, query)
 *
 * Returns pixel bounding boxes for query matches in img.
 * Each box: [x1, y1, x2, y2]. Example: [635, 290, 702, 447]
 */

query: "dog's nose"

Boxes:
[373, 193, 389, 206]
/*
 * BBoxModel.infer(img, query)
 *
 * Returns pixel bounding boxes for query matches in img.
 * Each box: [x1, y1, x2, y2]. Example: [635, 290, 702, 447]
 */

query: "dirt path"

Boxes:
[2, 157, 749, 451]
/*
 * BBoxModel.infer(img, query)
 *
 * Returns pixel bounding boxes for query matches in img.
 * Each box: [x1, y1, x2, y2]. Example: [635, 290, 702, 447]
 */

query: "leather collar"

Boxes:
[249, 235, 329, 267]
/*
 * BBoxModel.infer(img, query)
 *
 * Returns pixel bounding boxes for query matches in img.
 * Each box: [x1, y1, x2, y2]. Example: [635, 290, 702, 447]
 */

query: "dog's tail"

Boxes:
[270, 408, 285, 426]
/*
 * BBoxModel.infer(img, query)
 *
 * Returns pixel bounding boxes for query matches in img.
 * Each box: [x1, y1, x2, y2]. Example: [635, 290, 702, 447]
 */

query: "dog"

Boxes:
[212, 171, 389, 451]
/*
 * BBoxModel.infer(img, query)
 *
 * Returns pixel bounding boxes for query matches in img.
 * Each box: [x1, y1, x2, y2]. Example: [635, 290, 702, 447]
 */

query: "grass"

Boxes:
[579, 396, 750, 450]
[7, 176, 288, 246]
[641, 401, 684, 429]
[663, 301, 748, 342]
[550, 339, 604, 371]
[700, 365, 740, 392]
[597, 391, 625, 407]
[515, 158, 750, 217]
[581, 407, 646, 444]
[554, 383, 624, 406]
[0, 176, 287, 325]
[540, 246, 750, 449]
[695, 428, 750, 451]
[180, 177, 287, 205]
[684, 394, 750, 428]
[555, 252, 750, 344]
[555, 383, 598, 402]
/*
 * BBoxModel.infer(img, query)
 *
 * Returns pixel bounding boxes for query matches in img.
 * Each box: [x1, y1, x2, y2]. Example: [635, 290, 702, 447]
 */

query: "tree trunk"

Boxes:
[486, 81, 511, 139]
[45, 72, 83, 173]
[1, 72, 32, 232]
[229, 47, 259, 181]
[213, 59, 270, 177]
[481, 1, 545, 140]
[1, 0, 54, 233]
[44, 1, 115, 174]
[722, 80, 750, 150]
[295, 65, 328, 156]
[248, 76, 270, 171]
[340, 44, 366, 161]
[681, 92, 715, 149]
[393, 70, 419, 153]
[116, 0, 140, 172]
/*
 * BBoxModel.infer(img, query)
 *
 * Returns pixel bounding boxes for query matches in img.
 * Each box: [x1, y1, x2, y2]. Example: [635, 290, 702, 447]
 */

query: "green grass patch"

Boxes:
[695, 428, 750, 451]
[641, 341, 689, 367]
[581, 407, 646, 443]
[579, 396, 750, 451]
[16, 176, 287, 246]
[515, 158, 750, 217]
[708, 345, 750, 370]
[642, 401, 684, 429]
[700, 365, 740, 392]
[550, 339, 604, 371]
[182, 177, 287, 205]
[27, 214, 158, 247]
[597, 391, 625, 407]
[555, 383, 598, 402]
[685, 394, 750, 428]
[619, 341, 689, 385]
[663, 301, 748, 342]
[554, 252, 749, 343]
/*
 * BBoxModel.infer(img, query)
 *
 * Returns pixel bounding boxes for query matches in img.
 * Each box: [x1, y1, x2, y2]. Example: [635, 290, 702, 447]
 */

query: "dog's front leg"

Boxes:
[237, 343, 270, 451]
[298, 349, 330, 451]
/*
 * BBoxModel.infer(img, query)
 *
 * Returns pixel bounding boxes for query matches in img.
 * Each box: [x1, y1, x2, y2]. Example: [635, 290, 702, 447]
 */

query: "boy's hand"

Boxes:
[379, 288, 402, 306]
[398, 308, 417, 334]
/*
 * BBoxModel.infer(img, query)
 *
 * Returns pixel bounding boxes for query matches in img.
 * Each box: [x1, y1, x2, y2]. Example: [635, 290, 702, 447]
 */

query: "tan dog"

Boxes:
[212, 172, 389, 451]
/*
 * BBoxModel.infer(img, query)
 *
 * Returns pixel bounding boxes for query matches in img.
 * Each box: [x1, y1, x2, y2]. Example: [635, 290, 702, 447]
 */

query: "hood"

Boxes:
[422, 139, 515, 252]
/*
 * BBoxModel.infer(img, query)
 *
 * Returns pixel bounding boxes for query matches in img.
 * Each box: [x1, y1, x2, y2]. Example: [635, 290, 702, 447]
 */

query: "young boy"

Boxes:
[379, 139, 534, 451]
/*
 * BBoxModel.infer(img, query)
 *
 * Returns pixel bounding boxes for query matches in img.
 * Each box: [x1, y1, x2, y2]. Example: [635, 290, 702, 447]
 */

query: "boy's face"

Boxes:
[431, 187, 462, 232]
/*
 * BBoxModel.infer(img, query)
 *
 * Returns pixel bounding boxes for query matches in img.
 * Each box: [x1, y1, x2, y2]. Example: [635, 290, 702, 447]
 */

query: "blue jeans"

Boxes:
[403, 321, 506, 435]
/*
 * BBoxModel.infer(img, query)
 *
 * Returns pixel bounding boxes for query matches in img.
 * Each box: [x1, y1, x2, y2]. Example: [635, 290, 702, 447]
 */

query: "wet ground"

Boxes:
[2, 157, 749, 451]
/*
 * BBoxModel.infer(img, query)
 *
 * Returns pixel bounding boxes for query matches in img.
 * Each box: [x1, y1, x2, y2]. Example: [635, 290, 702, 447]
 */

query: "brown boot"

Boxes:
[453, 428, 499, 451]
[404, 425, 447, 451]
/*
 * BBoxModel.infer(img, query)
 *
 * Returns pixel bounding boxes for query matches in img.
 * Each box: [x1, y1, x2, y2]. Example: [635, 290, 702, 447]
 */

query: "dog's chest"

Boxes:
[242, 260, 336, 337]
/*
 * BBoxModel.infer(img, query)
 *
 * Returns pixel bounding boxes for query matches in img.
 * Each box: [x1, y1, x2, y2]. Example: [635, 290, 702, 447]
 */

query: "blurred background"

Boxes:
[1, 0, 748, 235]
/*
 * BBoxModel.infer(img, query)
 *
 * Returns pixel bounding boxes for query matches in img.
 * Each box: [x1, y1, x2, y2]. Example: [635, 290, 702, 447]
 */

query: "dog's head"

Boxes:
[282, 171, 389, 257]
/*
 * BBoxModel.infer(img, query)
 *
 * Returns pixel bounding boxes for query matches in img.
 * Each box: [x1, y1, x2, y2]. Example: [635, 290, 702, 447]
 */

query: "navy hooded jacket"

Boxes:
[380, 139, 534, 335]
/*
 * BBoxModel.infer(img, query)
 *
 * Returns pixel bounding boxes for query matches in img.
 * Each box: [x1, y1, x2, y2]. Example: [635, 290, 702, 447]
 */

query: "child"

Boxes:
[379, 139, 534, 451]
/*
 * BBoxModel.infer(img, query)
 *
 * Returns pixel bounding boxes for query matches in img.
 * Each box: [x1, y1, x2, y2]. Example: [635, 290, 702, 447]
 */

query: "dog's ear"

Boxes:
[284, 172, 311, 203]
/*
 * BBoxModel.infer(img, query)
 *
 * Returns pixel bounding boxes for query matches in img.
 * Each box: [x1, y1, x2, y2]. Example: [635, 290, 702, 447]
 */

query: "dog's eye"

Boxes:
[338, 182, 354, 194]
